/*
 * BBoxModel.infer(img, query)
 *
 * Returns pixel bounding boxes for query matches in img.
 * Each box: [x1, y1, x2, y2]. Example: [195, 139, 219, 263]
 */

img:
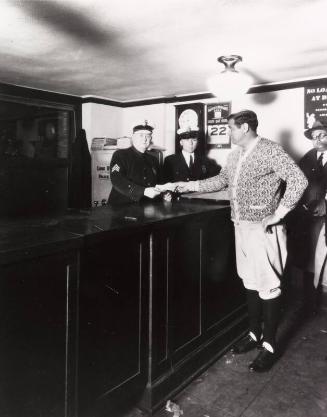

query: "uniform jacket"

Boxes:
[108, 146, 160, 205]
[163, 151, 220, 182]
[198, 137, 308, 222]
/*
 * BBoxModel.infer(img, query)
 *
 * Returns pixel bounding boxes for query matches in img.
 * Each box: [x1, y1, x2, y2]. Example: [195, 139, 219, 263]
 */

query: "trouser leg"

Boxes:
[262, 296, 281, 351]
[303, 271, 317, 315]
[246, 289, 262, 341]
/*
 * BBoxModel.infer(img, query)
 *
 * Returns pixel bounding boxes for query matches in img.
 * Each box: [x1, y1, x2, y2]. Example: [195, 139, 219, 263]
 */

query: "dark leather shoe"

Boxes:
[249, 347, 278, 372]
[231, 334, 258, 354]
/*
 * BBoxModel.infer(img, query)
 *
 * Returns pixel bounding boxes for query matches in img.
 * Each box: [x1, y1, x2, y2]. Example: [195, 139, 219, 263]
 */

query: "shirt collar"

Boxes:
[182, 150, 194, 164]
[240, 135, 261, 159]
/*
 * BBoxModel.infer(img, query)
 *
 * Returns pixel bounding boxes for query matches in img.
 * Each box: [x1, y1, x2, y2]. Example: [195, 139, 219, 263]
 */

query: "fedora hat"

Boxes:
[304, 120, 327, 139]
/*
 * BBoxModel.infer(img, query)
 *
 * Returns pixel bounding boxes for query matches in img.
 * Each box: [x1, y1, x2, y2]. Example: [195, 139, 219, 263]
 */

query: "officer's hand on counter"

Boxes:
[144, 187, 162, 199]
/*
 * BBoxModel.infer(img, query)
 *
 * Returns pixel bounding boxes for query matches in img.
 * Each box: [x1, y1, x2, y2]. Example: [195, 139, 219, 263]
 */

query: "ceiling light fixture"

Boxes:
[207, 55, 252, 100]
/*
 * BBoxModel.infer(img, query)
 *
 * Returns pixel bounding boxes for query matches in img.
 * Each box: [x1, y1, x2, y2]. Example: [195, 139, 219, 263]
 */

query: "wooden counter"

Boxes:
[0, 200, 247, 417]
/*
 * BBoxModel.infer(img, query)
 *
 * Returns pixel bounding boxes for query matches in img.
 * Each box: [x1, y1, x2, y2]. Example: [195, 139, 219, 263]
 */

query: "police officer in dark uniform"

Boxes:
[108, 122, 161, 205]
[163, 129, 220, 182]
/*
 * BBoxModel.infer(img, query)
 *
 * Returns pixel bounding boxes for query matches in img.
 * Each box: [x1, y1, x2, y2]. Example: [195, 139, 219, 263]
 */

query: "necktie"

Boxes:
[317, 153, 324, 169]
[189, 154, 194, 169]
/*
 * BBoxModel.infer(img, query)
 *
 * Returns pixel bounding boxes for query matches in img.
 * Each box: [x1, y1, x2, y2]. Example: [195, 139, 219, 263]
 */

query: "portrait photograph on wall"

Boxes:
[206, 102, 231, 148]
[175, 102, 205, 154]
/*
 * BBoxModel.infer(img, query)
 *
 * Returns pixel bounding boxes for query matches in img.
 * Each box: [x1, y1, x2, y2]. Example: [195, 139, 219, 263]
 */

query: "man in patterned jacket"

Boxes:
[173, 110, 308, 372]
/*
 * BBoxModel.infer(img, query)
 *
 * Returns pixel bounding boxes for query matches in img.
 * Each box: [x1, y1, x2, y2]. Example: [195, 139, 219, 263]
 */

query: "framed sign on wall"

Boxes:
[304, 85, 327, 128]
[206, 102, 231, 148]
[175, 103, 205, 154]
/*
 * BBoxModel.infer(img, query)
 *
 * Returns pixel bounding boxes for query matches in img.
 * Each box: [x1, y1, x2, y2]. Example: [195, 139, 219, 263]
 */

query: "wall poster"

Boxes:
[206, 102, 231, 148]
[175, 102, 205, 155]
[304, 85, 327, 128]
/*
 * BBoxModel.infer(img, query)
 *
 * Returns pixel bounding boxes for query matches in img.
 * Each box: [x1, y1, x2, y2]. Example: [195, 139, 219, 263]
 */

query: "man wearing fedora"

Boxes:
[163, 129, 220, 183]
[287, 120, 327, 312]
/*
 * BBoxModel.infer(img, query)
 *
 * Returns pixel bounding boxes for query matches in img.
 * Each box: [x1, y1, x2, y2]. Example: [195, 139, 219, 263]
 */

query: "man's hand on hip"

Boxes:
[262, 213, 282, 234]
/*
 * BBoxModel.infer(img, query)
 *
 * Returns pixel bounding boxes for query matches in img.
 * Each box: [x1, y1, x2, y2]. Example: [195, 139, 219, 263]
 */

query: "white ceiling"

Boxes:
[0, 0, 327, 102]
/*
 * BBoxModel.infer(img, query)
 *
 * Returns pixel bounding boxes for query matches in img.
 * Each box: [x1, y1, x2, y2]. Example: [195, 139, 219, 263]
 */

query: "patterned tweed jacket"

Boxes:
[198, 137, 308, 222]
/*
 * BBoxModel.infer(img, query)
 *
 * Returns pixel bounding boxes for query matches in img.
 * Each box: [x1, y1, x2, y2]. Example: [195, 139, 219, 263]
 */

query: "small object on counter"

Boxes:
[124, 216, 137, 221]
[162, 191, 173, 202]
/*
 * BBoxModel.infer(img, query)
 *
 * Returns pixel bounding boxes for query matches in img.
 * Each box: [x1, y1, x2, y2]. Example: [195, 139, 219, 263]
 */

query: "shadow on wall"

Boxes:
[251, 91, 278, 105]
[278, 129, 301, 162]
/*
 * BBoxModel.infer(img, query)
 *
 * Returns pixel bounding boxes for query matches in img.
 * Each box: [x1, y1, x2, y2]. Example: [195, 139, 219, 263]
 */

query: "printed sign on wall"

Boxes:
[206, 102, 231, 148]
[304, 85, 327, 128]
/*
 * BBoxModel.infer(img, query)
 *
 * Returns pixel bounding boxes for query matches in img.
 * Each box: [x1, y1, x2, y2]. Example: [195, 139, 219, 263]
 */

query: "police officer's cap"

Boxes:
[178, 129, 199, 140]
[133, 120, 154, 133]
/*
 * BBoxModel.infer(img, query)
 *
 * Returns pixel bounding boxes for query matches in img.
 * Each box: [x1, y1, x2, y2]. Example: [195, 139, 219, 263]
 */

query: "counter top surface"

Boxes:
[0, 199, 230, 262]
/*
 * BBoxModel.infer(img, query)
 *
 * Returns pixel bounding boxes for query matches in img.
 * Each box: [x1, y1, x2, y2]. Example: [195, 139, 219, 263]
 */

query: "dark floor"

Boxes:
[122, 285, 327, 417]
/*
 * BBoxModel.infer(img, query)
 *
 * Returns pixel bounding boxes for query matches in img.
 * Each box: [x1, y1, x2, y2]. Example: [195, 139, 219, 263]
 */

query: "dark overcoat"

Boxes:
[287, 148, 327, 269]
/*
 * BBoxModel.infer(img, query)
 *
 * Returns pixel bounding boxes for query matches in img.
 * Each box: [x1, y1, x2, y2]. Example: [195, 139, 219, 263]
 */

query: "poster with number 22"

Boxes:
[206, 102, 231, 148]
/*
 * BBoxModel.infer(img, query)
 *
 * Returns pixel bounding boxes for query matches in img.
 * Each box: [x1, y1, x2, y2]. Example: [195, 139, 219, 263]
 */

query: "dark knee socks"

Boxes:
[262, 296, 281, 350]
[246, 290, 281, 349]
[246, 289, 262, 341]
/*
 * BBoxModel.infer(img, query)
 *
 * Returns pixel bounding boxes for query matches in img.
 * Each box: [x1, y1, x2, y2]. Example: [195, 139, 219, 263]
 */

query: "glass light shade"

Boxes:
[207, 56, 252, 101]
[207, 69, 252, 101]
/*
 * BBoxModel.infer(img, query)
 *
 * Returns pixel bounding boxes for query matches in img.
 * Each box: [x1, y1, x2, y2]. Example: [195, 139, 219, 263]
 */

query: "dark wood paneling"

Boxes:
[202, 213, 245, 334]
[0, 83, 82, 106]
[78, 231, 148, 416]
[0, 251, 78, 417]
[169, 221, 202, 355]
[140, 211, 247, 413]
[151, 229, 169, 366]
[0, 202, 246, 417]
